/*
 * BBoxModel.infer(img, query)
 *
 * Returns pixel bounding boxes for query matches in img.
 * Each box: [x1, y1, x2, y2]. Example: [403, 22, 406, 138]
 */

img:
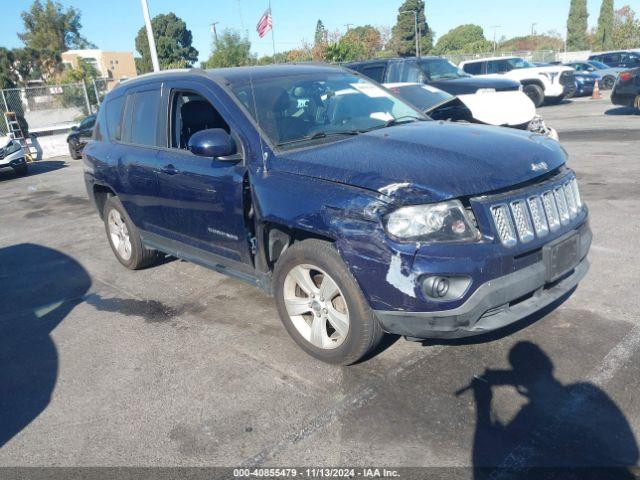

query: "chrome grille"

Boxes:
[527, 195, 548, 237]
[554, 187, 570, 225]
[570, 178, 582, 208]
[491, 205, 517, 247]
[490, 176, 584, 247]
[510, 200, 534, 243]
[542, 191, 560, 232]
[564, 183, 578, 218]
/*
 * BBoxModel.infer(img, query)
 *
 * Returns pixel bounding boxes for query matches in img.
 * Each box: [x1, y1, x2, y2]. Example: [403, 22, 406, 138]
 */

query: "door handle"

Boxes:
[161, 164, 180, 175]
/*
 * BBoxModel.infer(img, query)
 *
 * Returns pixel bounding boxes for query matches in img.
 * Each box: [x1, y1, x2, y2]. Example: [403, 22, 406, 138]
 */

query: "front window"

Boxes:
[230, 72, 424, 148]
[418, 59, 469, 81]
[588, 60, 609, 70]
[505, 57, 536, 70]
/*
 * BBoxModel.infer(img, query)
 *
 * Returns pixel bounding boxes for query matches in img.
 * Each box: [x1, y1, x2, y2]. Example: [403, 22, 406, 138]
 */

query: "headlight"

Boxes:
[5, 140, 21, 154]
[384, 200, 479, 243]
[540, 72, 559, 83]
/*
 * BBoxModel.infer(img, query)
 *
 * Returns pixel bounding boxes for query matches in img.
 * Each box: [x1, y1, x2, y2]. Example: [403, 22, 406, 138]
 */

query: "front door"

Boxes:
[154, 81, 253, 265]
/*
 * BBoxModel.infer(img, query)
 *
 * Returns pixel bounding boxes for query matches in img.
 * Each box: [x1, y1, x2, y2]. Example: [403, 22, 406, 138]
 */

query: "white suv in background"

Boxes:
[459, 56, 576, 107]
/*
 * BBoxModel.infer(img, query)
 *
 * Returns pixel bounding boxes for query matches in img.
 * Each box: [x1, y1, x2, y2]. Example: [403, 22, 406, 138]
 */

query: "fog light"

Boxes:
[424, 276, 449, 298]
[421, 275, 471, 301]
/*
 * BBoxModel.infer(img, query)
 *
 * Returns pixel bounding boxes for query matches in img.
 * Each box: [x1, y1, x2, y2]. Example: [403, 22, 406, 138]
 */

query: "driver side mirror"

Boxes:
[188, 128, 238, 159]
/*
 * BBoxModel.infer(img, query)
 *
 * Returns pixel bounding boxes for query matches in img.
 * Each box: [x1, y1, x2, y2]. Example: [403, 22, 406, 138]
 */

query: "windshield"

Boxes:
[588, 60, 609, 70]
[419, 59, 469, 81]
[506, 57, 536, 69]
[230, 72, 424, 148]
[387, 84, 454, 112]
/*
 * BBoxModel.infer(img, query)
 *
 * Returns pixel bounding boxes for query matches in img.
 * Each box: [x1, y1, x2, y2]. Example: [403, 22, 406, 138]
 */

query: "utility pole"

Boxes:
[210, 22, 219, 48]
[140, 0, 160, 72]
[531, 22, 537, 36]
[490, 25, 501, 54]
[400, 10, 419, 58]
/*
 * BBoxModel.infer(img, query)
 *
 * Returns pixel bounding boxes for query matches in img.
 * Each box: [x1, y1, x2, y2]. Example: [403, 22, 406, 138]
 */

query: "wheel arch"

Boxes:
[260, 222, 336, 272]
[521, 78, 545, 90]
[92, 184, 116, 219]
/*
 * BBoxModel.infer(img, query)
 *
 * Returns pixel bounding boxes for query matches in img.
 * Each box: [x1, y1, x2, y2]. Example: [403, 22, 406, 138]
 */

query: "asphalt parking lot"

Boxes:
[1, 92, 639, 475]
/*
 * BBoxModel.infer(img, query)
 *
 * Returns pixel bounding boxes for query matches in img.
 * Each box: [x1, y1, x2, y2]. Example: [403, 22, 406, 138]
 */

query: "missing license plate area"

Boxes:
[544, 233, 580, 283]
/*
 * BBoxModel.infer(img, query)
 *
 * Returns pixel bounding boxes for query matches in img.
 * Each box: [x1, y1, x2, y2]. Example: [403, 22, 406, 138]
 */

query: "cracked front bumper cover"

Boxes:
[374, 227, 591, 339]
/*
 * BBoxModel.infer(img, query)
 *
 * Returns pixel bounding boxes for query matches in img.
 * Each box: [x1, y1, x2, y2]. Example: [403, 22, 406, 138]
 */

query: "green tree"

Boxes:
[135, 12, 198, 72]
[433, 24, 490, 54]
[324, 39, 365, 62]
[201, 30, 254, 68]
[0, 48, 17, 89]
[611, 5, 640, 49]
[500, 33, 565, 52]
[58, 58, 100, 111]
[389, 0, 433, 57]
[11, 48, 43, 84]
[594, 0, 615, 50]
[567, 0, 590, 50]
[343, 25, 383, 58]
[18, 0, 94, 78]
[314, 20, 327, 45]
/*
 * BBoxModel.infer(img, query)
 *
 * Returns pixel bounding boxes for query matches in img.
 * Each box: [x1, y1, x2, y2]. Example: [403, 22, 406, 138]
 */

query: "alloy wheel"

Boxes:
[107, 209, 132, 261]
[283, 264, 350, 349]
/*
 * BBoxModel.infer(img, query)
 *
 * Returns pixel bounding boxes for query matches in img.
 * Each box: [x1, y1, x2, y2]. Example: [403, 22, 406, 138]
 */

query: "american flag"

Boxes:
[256, 9, 272, 38]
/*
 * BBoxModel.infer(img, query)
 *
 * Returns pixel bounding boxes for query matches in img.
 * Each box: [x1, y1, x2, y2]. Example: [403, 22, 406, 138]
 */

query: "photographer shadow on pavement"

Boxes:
[0, 243, 91, 449]
[461, 341, 638, 480]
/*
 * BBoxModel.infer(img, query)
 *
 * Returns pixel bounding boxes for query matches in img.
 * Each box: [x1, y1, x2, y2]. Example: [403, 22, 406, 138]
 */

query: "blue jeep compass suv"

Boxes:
[83, 64, 591, 364]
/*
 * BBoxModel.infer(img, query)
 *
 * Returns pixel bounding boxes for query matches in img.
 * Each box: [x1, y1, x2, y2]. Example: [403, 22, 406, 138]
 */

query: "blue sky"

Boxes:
[2, 0, 638, 63]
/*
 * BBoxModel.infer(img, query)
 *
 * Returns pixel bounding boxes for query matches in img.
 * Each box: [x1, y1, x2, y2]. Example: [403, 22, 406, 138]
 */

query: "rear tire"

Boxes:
[602, 76, 615, 90]
[103, 195, 158, 270]
[273, 239, 384, 365]
[523, 84, 545, 107]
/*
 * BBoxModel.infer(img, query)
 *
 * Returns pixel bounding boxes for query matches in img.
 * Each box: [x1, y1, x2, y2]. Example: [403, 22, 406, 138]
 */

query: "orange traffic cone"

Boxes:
[591, 80, 602, 100]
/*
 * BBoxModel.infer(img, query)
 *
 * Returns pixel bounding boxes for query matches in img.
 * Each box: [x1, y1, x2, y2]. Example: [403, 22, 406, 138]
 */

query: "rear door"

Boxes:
[154, 79, 253, 264]
[117, 84, 165, 232]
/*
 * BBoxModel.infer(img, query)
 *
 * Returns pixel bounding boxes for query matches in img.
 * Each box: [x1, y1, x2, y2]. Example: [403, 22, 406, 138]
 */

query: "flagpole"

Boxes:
[269, 0, 276, 61]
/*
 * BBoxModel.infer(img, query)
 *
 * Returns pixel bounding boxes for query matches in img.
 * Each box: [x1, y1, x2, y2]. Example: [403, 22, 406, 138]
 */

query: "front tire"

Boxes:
[523, 84, 545, 107]
[68, 141, 81, 160]
[273, 239, 384, 365]
[103, 196, 158, 270]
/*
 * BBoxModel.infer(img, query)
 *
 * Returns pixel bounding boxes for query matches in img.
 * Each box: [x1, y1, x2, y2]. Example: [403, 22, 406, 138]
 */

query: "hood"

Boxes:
[273, 121, 567, 204]
[430, 76, 520, 95]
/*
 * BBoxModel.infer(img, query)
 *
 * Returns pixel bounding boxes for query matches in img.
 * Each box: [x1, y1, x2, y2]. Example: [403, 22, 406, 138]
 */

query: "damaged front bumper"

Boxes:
[374, 225, 591, 339]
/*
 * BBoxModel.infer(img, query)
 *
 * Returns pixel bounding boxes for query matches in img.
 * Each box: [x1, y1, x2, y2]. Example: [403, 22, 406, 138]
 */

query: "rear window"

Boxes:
[126, 89, 161, 147]
[105, 96, 125, 142]
[361, 65, 386, 83]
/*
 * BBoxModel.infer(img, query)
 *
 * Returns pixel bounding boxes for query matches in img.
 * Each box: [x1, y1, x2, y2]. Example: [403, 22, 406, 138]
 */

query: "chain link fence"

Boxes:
[443, 50, 560, 66]
[1, 79, 109, 136]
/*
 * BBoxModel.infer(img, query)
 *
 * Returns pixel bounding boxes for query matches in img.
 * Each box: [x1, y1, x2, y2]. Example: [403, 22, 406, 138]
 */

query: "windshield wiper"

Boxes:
[276, 130, 360, 147]
[383, 115, 427, 127]
[360, 115, 426, 133]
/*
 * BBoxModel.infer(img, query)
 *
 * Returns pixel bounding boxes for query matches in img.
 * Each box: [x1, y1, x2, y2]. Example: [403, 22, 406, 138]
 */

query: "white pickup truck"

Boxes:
[459, 56, 576, 107]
